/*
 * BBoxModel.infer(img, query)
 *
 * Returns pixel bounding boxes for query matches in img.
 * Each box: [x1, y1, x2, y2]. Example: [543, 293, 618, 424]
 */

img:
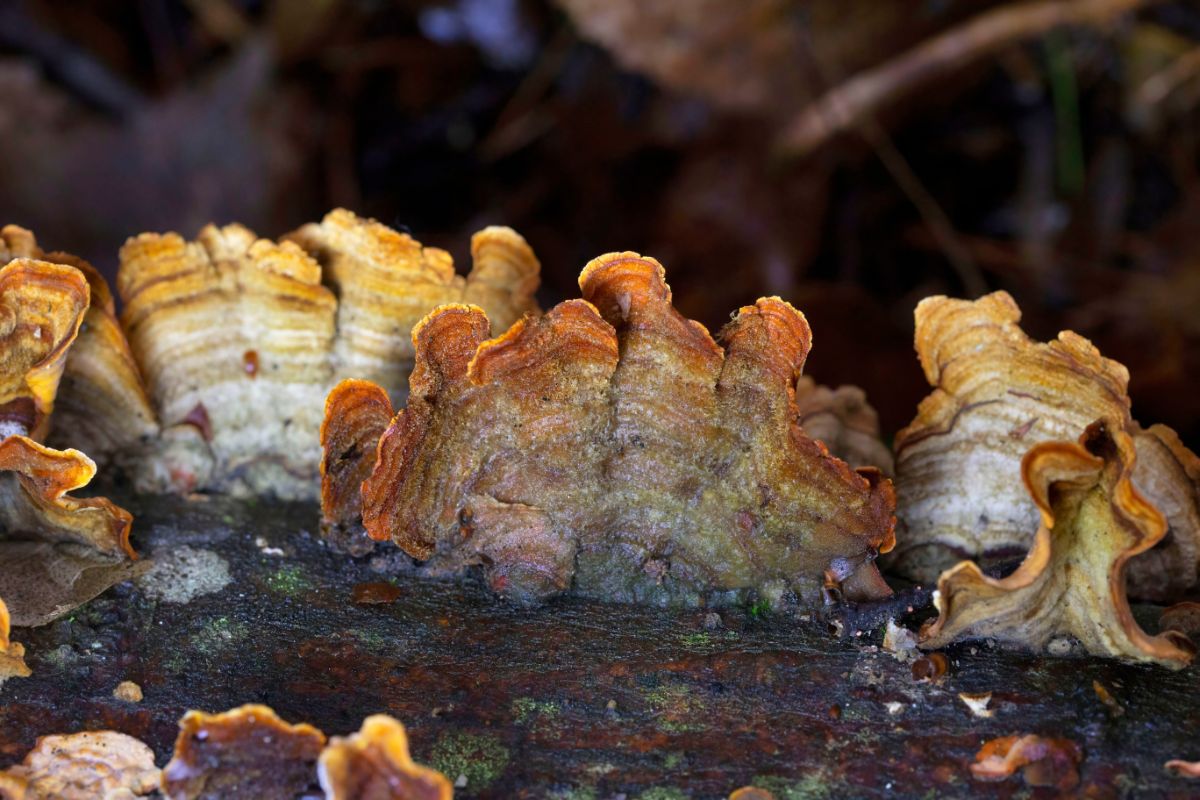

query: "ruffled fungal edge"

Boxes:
[919, 422, 1195, 669]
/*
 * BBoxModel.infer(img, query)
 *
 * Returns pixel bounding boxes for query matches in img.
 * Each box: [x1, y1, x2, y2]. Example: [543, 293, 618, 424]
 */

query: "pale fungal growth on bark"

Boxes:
[794, 376, 894, 476]
[891, 291, 1200, 602]
[323, 252, 896, 607]
[0, 731, 160, 799]
[113, 209, 540, 499]
[287, 208, 540, 403]
[920, 422, 1196, 670]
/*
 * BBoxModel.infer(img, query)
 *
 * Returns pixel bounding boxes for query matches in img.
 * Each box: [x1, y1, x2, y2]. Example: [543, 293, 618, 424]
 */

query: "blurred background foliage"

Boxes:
[1, 0, 1198, 443]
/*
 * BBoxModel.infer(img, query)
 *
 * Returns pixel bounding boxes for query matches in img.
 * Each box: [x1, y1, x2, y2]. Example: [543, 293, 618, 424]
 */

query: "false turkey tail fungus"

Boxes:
[0, 731, 160, 799]
[891, 291, 1200, 602]
[920, 422, 1196, 669]
[285, 208, 540, 400]
[0, 224, 159, 460]
[160, 704, 327, 800]
[327, 252, 896, 607]
[318, 715, 453, 800]
[0, 252, 89, 441]
[0, 240, 140, 633]
[116, 209, 539, 499]
[794, 376, 894, 476]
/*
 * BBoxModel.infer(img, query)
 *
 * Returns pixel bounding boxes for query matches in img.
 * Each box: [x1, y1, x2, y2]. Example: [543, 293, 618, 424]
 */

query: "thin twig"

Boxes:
[777, 0, 1160, 157]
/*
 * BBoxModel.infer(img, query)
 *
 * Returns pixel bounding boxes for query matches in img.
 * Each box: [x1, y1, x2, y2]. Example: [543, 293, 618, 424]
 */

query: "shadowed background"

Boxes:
[1, 0, 1198, 444]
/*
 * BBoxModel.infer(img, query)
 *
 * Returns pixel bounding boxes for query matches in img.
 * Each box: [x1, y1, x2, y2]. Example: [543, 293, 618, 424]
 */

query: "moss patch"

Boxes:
[264, 565, 313, 597]
[636, 788, 689, 800]
[512, 697, 560, 724]
[429, 731, 510, 791]
[752, 771, 835, 800]
[643, 683, 703, 733]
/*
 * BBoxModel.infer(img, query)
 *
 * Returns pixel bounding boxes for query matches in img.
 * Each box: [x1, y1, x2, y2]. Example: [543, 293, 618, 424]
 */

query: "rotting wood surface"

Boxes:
[1, 495, 1197, 798]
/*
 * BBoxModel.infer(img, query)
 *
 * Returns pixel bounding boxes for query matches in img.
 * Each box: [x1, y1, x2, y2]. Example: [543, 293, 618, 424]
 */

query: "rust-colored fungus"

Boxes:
[0, 731, 160, 799]
[317, 714, 452, 800]
[320, 379, 394, 535]
[920, 422, 1196, 669]
[0, 225, 159, 460]
[332, 252, 896, 606]
[0, 228, 143, 632]
[1, 706, 450, 800]
[114, 210, 539, 499]
[0, 596, 30, 687]
[728, 787, 776, 800]
[891, 291, 1200, 601]
[0, 435, 133, 558]
[970, 734, 1082, 791]
[794, 376, 894, 476]
[0, 248, 89, 441]
[160, 704, 326, 800]
[0, 435, 143, 628]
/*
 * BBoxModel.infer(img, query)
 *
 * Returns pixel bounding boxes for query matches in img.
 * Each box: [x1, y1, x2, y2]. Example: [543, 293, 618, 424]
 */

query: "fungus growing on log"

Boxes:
[891, 291, 1200, 602]
[970, 734, 1082, 791]
[0, 231, 143, 631]
[0, 253, 89, 441]
[794, 376, 894, 475]
[318, 715, 452, 800]
[0, 435, 142, 627]
[287, 208, 540, 401]
[116, 209, 539, 499]
[0, 224, 158, 459]
[0, 731, 160, 799]
[1, 705, 449, 800]
[920, 422, 1196, 669]
[160, 704, 327, 800]
[0, 596, 30, 687]
[325, 252, 896, 607]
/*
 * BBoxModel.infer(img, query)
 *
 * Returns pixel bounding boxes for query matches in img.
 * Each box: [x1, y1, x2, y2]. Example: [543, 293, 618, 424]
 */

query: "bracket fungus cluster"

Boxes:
[323, 252, 896, 606]
[0, 704, 449, 800]
[919, 422, 1196, 669]
[103, 209, 540, 499]
[0, 229, 142, 674]
[891, 291, 1200, 603]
